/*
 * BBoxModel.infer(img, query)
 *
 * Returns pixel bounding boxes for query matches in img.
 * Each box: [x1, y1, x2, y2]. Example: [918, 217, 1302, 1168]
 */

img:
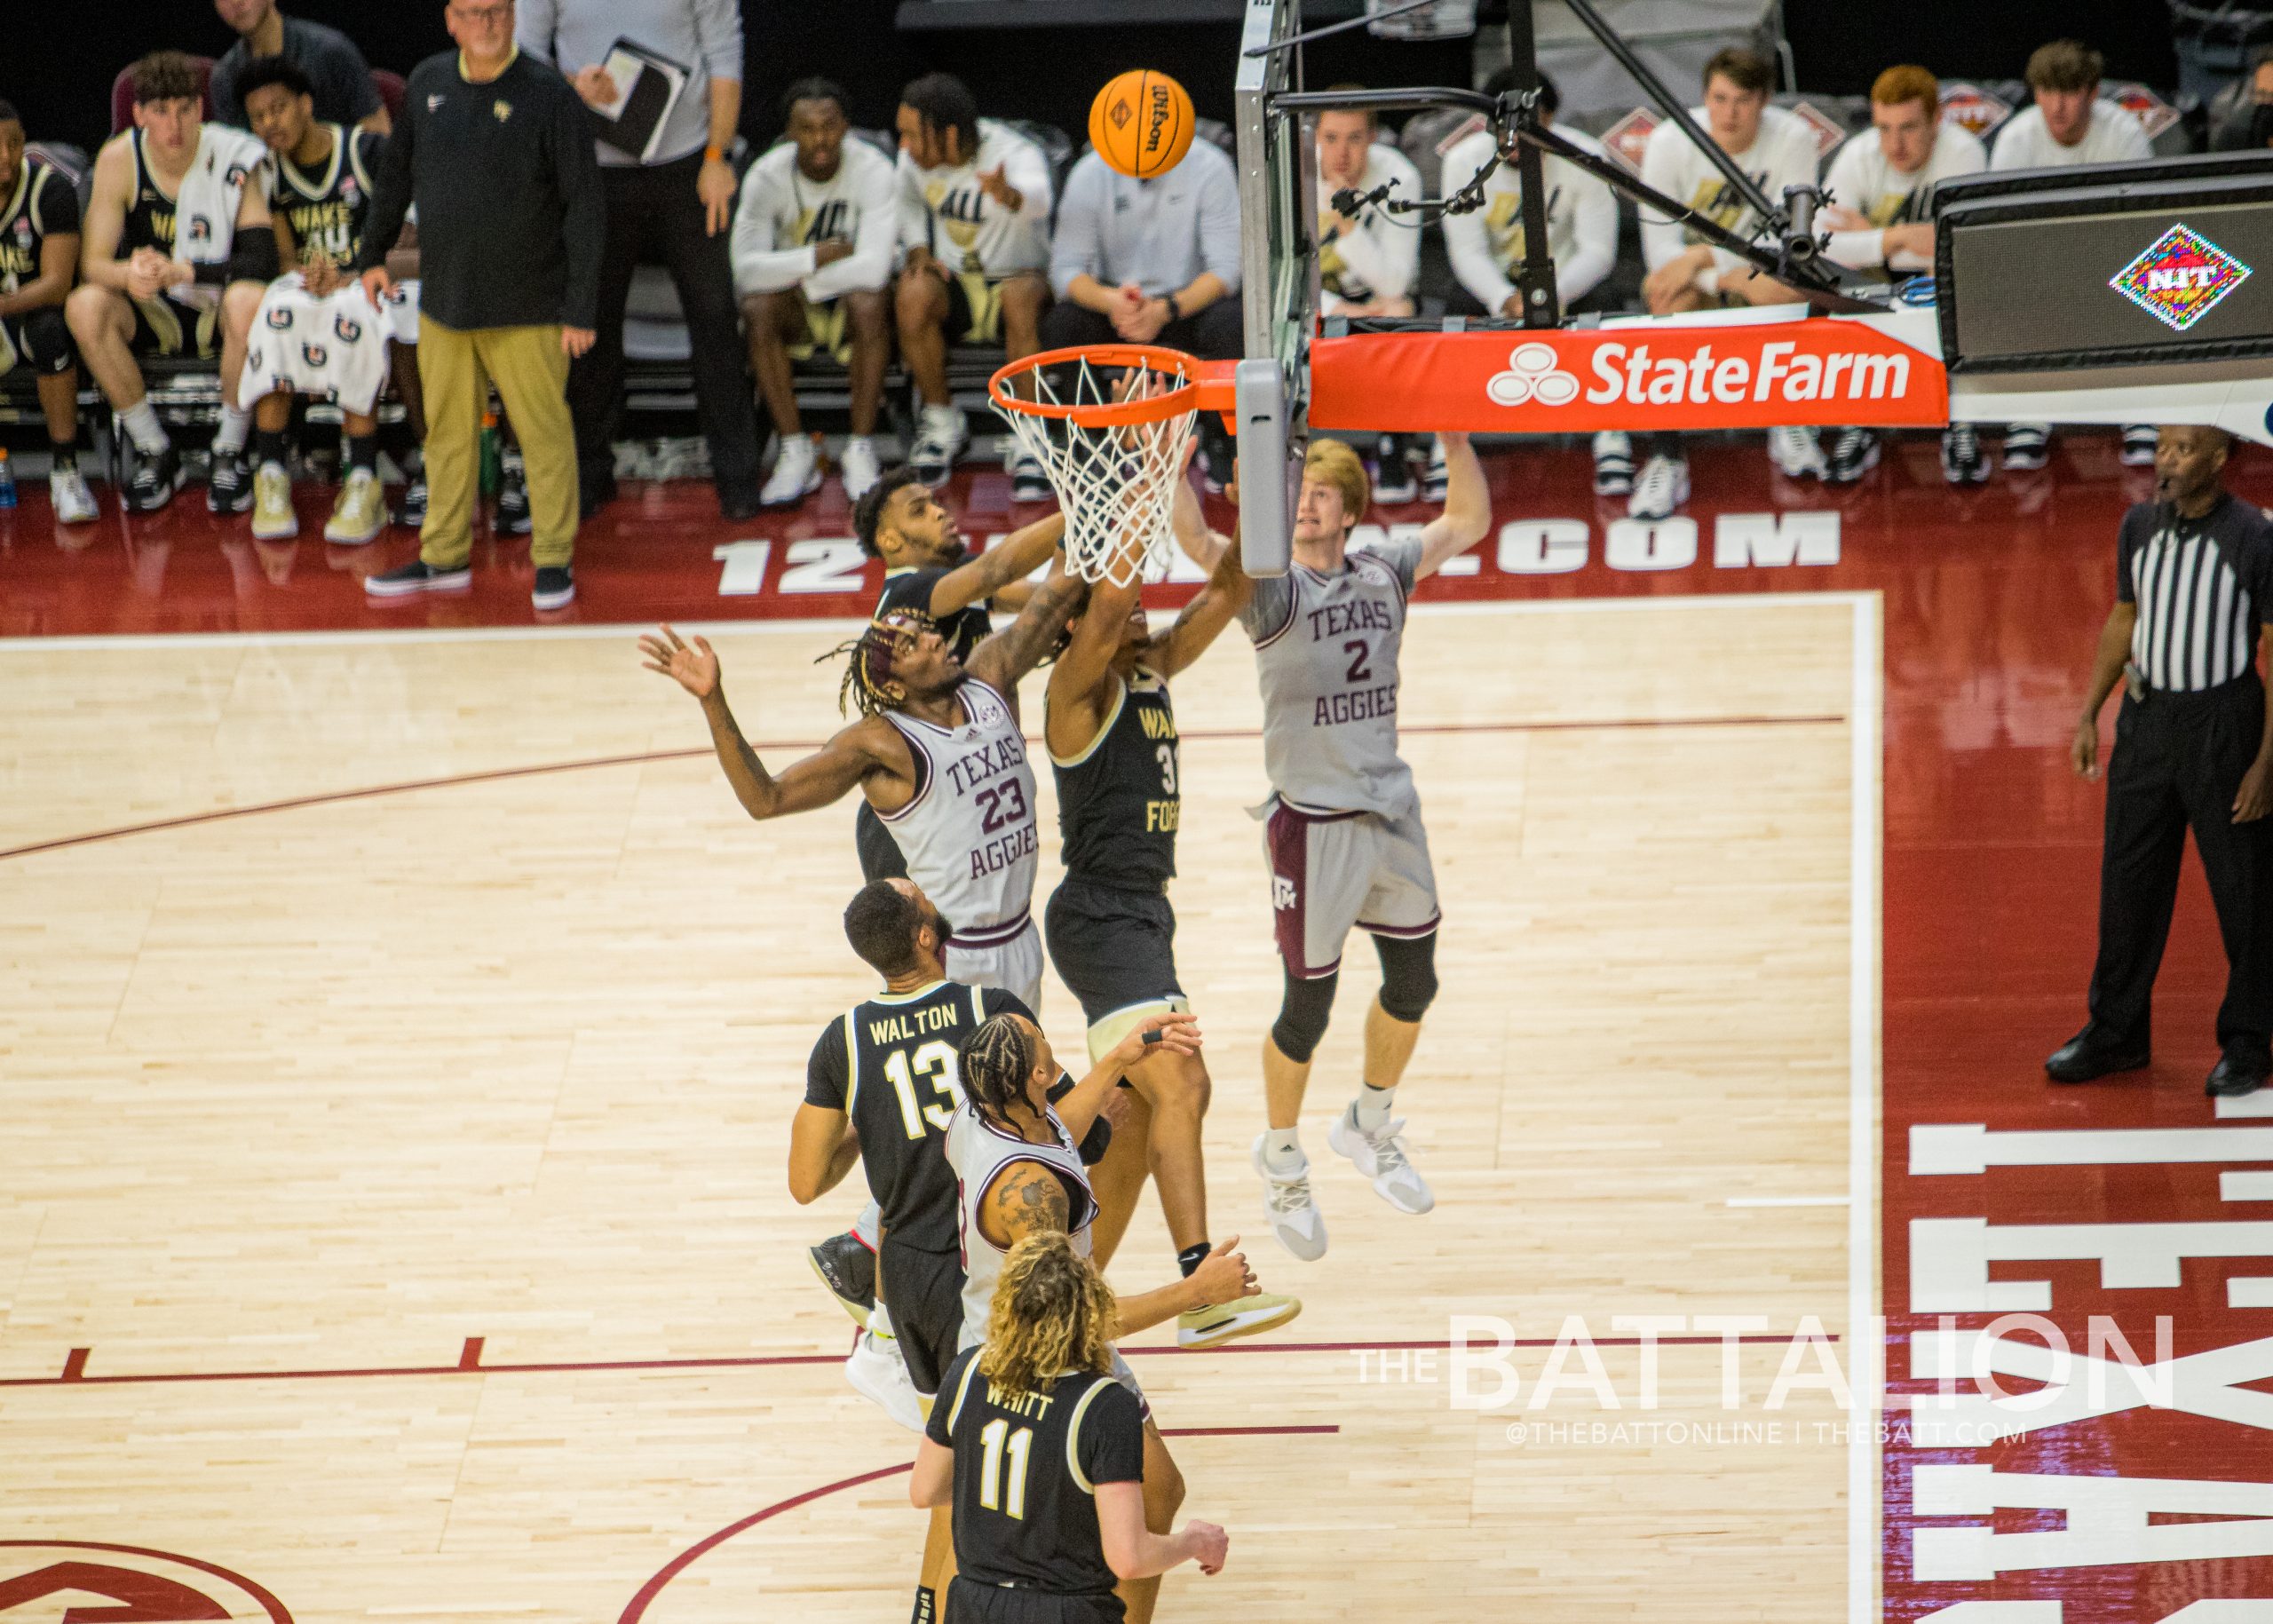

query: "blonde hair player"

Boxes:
[942, 1010, 1253, 1624]
[1234, 433, 1492, 1259]
[1040, 447, 1302, 1347]
[910, 1232, 1229, 1624]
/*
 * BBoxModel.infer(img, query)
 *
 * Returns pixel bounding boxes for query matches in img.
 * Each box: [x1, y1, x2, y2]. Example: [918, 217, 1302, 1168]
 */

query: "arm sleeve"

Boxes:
[693, 0, 746, 90]
[1002, 136, 1053, 224]
[1556, 164, 1619, 305]
[1077, 1381, 1146, 1486]
[352, 109, 416, 274]
[1197, 154, 1242, 293]
[1237, 572, 1295, 642]
[802, 152, 898, 301]
[1050, 162, 1104, 299]
[730, 162, 817, 292]
[1636, 127, 1689, 273]
[805, 1021, 850, 1109]
[554, 82, 606, 328]
[515, 0, 558, 63]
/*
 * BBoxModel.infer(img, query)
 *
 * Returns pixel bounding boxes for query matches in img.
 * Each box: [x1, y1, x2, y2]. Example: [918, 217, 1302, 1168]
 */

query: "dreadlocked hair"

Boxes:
[980, 1231, 1119, 1400]
[819, 607, 937, 717]
[959, 1012, 1039, 1131]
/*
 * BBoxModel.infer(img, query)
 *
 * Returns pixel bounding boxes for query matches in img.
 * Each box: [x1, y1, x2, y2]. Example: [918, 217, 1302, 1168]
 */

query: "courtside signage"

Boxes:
[1311, 321, 1949, 432]
[2111, 224, 2252, 332]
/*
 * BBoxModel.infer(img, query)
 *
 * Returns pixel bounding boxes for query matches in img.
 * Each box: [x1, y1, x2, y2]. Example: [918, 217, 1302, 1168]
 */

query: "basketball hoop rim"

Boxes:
[989, 343, 1235, 426]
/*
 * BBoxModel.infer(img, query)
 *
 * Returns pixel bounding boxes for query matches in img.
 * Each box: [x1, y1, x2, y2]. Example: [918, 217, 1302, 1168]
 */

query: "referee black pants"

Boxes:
[2087, 676, 2273, 1058]
[572, 153, 762, 509]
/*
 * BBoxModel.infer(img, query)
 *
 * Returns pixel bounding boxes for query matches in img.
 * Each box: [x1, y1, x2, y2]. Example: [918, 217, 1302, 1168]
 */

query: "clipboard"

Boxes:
[591, 37, 692, 164]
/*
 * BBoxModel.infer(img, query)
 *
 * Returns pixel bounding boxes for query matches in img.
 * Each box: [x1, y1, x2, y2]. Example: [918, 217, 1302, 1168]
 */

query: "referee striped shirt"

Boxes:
[2118, 493, 2273, 693]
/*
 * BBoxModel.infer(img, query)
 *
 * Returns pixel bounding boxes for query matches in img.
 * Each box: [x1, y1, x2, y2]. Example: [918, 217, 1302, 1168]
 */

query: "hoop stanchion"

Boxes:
[991, 345, 1233, 588]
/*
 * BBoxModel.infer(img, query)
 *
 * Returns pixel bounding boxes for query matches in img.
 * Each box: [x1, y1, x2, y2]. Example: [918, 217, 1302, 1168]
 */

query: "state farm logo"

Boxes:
[0, 1542, 291, 1623]
[2111, 224, 2251, 332]
[1486, 342, 1580, 407]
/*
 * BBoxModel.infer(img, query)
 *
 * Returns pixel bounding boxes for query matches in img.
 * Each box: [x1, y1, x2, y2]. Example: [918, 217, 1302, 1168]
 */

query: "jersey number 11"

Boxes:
[978, 1417, 1034, 1518]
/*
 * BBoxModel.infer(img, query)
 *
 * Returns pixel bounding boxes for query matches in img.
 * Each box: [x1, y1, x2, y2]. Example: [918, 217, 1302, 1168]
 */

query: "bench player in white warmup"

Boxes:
[1239, 434, 1492, 1259]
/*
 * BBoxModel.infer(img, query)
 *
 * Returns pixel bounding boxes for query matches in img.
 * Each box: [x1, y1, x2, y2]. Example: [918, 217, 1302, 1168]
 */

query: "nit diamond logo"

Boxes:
[2111, 224, 2252, 332]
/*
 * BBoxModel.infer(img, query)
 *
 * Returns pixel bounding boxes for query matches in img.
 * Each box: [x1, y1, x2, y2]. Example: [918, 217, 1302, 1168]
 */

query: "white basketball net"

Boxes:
[995, 352, 1200, 588]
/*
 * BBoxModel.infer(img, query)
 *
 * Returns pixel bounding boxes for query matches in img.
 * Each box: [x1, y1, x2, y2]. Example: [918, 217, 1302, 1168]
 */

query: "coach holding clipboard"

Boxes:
[519, 0, 763, 519]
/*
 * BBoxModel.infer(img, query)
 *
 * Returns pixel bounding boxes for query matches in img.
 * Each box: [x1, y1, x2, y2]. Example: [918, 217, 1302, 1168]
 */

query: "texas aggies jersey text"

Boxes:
[1239, 539, 1423, 818]
[804, 978, 1033, 1251]
[878, 678, 1040, 946]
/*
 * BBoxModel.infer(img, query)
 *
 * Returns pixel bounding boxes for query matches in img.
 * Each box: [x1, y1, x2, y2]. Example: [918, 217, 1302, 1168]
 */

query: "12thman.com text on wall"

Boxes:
[708, 511, 1840, 598]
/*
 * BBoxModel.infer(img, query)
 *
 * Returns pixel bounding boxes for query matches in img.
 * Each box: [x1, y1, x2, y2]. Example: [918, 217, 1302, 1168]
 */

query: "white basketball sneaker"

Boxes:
[1327, 1105, 1435, 1215]
[1627, 454, 1689, 520]
[1252, 1136, 1329, 1262]
[844, 1324, 923, 1434]
[839, 434, 883, 503]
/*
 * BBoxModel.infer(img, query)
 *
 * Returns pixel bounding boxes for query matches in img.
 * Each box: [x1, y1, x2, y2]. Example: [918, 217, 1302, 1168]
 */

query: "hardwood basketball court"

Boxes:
[0, 590, 1875, 1622]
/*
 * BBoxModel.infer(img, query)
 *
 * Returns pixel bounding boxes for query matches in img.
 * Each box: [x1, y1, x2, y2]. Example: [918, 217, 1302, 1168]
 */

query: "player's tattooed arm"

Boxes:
[1150, 513, 1253, 678]
[965, 557, 1088, 701]
[931, 510, 1065, 620]
[987, 1161, 1072, 1248]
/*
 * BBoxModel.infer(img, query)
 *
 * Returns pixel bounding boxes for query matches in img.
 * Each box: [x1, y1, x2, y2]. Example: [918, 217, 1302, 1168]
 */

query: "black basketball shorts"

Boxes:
[946, 1579, 1127, 1624]
[878, 1235, 963, 1398]
[0, 306, 75, 376]
[1044, 875, 1185, 1049]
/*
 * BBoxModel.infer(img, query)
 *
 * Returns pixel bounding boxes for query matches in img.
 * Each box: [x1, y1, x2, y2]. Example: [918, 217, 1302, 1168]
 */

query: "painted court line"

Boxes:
[0, 714, 1844, 864]
[1726, 1195, 1853, 1208]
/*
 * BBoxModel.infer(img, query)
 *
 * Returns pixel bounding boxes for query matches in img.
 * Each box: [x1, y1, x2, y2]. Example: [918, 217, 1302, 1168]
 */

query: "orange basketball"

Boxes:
[1089, 69, 1196, 180]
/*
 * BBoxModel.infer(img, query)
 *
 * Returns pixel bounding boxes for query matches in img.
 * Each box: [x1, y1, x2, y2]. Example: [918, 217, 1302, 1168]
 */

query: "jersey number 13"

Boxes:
[884, 1040, 960, 1137]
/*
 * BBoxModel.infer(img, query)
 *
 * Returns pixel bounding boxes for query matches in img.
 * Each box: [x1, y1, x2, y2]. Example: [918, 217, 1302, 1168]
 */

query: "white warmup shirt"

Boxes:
[1638, 104, 1821, 277]
[898, 118, 1053, 278]
[1316, 139, 1422, 313]
[1439, 123, 1619, 313]
[731, 137, 899, 299]
[1819, 123, 1986, 272]
[1991, 100, 2152, 170]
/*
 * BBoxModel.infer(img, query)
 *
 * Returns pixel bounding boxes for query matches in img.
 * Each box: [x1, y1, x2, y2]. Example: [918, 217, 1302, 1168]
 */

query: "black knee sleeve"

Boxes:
[1374, 931, 1439, 1023]
[18, 306, 75, 375]
[1271, 970, 1338, 1065]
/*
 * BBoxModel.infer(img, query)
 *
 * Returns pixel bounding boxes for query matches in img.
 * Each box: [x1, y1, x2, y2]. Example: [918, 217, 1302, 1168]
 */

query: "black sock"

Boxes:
[49, 439, 76, 473]
[1176, 1241, 1212, 1279]
[910, 1585, 936, 1624]
[255, 428, 289, 470]
[347, 432, 379, 474]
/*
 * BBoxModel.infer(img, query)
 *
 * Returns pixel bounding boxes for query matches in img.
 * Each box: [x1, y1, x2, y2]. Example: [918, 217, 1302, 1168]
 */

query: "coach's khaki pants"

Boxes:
[417, 314, 577, 570]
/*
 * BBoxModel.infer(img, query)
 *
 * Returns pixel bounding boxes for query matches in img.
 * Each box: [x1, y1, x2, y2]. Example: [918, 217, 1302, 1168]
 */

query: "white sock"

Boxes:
[1353, 1083, 1395, 1130]
[212, 406, 252, 454]
[121, 400, 170, 456]
[920, 403, 960, 429]
[1264, 1127, 1303, 1169]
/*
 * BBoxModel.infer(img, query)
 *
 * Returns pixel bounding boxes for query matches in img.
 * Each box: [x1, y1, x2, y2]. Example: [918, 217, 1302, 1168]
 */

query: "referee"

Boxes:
[2051, 425, 2273, 1097]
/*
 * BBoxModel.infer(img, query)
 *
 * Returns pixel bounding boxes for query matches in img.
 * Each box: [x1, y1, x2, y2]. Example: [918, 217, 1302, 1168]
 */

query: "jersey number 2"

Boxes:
[978, 1417, 1034, 1517]
[1343, 639, 1373, 683]
[883, 1040, 960, 1137]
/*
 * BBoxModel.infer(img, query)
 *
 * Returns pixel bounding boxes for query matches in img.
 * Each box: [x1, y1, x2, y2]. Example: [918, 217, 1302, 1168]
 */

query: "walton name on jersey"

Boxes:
[866, 1002, 967, 1046]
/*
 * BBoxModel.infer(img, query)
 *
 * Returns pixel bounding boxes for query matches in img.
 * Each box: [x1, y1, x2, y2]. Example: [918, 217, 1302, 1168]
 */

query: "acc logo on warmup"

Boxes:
[1485, 343, 1580, 408]
[0, 1542, 292, 1624]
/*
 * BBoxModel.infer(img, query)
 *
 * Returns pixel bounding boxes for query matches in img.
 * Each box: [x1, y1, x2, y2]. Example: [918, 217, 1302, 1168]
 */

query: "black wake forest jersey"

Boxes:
[0, 158, 80, 294]
[927, 1346, 1145, 1594]
[1052, 667, 1178, 888]
[123, 131, 180, 253]
[805, 979, 1034, 1252]
[273, 124, 385, 265]
[878, 566, 991, 663]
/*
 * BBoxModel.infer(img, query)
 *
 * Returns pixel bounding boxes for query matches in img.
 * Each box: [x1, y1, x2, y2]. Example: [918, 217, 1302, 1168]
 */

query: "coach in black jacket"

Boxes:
[355, 0, 603, 612]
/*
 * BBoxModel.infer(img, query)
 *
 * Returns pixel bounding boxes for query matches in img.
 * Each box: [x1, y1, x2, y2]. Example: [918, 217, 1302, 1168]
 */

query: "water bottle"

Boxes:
[0, 448, 16, 509]
[1366, 0, 1477, 39]
[479, 412, 502, 498]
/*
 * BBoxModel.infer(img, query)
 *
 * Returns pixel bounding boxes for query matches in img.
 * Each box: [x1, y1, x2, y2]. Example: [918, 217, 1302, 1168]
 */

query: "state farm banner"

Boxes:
[1309, 318, 1950, 433]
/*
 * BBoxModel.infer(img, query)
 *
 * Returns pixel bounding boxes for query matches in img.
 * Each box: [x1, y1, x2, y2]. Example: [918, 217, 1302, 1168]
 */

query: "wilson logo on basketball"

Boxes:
[1145, 86, 1175, 152]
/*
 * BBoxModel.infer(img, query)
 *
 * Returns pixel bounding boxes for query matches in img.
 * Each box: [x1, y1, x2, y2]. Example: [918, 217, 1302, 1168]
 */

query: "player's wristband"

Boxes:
[1162, 292, 1184, 323]
[704, 145, 726, 162]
